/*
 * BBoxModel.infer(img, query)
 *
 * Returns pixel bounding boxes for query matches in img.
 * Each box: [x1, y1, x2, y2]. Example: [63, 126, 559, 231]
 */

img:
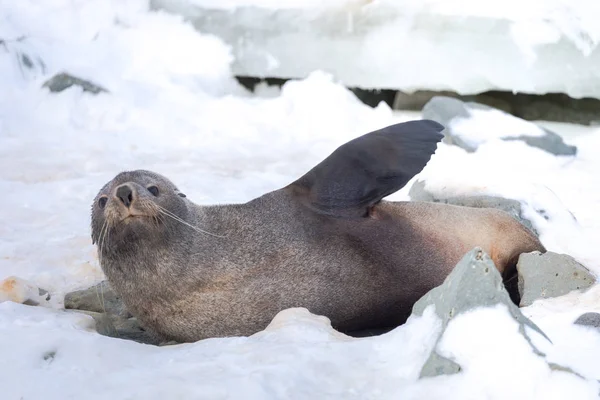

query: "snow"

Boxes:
[450, 107, 547, 148]
[1, 1, 600, 399]
[153, 0, 600, 99]
[417, 305, 599, 399]
[524, 285, 600, 380]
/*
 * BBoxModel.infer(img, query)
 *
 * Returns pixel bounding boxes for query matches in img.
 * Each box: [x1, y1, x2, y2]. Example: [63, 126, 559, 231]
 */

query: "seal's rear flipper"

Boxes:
[289, 120, 444, 218]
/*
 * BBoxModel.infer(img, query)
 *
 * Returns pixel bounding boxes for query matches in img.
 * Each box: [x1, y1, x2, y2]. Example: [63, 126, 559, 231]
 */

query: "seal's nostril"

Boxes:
[116, 185, 134, 208]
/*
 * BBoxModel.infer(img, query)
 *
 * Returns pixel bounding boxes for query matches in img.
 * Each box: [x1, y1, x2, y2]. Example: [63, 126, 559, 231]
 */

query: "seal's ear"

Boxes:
[288, 119, 444, 218]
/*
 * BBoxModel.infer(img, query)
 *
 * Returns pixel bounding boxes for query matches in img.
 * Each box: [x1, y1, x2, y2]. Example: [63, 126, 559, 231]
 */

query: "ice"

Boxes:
[1, 1, 600, 399]
[152, 0, 600, 99]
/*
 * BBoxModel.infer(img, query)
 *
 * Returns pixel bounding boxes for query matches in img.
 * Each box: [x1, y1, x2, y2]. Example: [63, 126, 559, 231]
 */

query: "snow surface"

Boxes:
[1, 1, 600, 399]
[450, 107, 547, 148]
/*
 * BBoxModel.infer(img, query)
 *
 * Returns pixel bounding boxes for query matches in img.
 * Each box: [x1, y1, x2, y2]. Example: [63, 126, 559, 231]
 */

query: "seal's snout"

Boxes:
[116, 184, 134, 208]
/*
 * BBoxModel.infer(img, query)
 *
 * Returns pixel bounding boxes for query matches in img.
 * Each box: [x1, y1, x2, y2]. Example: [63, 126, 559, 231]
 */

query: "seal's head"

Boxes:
[91, 170, 188, 248]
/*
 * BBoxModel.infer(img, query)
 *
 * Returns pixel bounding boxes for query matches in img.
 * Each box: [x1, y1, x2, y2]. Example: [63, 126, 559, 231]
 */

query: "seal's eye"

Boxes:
[147, 186, 159, 197]
[98, 196, 108, 209]
[178, 192, 186, 198]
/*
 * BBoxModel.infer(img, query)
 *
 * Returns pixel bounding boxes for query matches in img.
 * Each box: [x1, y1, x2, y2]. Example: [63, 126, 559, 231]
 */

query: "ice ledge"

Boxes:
[151, 0, 600, 99]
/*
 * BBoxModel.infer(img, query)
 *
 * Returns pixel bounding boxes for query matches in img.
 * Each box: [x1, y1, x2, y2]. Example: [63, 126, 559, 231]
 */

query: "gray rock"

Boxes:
[64, 280, 129, 317]
[408, 180, 538, 236]
[422, 96, 577, 156]
[393, 90, 600, 125]
[64, 282, 176, 345]
[517, 252, 597, 307]
[421, 96, 475, 151]
[504, 130, 578, 156]
[68, 309, 163, 345]
[0, 276, 52, 307]
[574, 312, 600, 330]
[75, 310, 119, 337]
[412, 247, 550, 378]
[42, 72, 107, 94]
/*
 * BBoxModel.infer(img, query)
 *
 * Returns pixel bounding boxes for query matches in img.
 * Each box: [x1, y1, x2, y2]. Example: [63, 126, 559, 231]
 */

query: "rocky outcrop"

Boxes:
[64, 280, 129, 317]
[67, 309, 162, 345]
[517, 252, 597, 307]
[411, 247, 551, 378]
[422, 96, 577, 156]
[64, 281, 168, 345]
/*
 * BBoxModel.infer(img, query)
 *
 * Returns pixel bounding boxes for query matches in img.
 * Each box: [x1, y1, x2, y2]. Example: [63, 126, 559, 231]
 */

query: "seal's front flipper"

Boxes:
[289, 120, 444, 218]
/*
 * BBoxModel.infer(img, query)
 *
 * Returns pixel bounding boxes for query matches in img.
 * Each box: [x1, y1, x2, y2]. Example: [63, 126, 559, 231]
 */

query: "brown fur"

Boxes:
[91, 172, 544, 343]
[90, 120, 545, 343]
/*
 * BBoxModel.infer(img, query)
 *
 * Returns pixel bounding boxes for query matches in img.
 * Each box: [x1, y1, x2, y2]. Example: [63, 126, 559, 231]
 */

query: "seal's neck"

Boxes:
[99, 217, 186, 276]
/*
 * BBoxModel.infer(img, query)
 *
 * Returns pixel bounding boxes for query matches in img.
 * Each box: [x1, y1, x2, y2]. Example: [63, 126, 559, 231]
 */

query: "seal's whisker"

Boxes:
[157, 213, 176, 236]
[100, 281, 107, 314]
[136, 201, 166, 232]
[105, 221, 112, 259]
[93, 282, 108, 314]
[137, 199, 160, 216]
[97, 219, 108, 263]
[157, 206, 225, 238]
[103, 217, 111, 255]
[158, 208, 224, 238]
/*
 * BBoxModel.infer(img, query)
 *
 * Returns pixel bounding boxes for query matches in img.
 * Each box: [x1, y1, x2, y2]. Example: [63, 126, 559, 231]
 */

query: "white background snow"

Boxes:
[1, 1, 600, 399]
[162, 0, 600, 99]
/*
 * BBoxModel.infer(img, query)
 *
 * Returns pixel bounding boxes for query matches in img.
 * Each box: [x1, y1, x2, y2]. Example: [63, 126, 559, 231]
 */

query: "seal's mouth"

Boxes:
[119, 213, 156, 224]
[107, 198, 161, 225]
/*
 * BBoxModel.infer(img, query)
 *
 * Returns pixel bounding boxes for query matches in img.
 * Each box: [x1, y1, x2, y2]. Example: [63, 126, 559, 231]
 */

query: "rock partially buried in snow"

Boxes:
[67, 309, 163, 345]
[0, 276, 51, 307]
[64, 281, 163, 345]
[422, 96, 577, 156]
[411, 247, 550, 378]
[42, 72, 108, 94]
[409, 180, 538, 236]
[64, 280, 129, 317]
[517, 252, 597, 307]
[574, 313, 600, 330]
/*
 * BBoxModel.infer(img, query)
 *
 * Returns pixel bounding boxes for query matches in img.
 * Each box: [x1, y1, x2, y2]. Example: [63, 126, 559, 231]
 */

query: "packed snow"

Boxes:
[450, 107, 547, 148]
[1, 1, 600, 399]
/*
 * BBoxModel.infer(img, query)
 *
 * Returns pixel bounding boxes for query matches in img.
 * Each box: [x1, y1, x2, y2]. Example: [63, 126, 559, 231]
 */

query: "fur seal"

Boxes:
[91, 120, 545, 343]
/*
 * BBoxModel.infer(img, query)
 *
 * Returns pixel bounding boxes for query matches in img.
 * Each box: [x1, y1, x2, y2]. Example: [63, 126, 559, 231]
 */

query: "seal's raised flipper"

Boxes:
[289, 120, 444, 218]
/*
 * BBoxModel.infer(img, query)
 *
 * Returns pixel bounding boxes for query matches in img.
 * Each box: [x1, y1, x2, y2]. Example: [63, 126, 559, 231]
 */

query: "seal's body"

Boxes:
[91, 120, 544, 343]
